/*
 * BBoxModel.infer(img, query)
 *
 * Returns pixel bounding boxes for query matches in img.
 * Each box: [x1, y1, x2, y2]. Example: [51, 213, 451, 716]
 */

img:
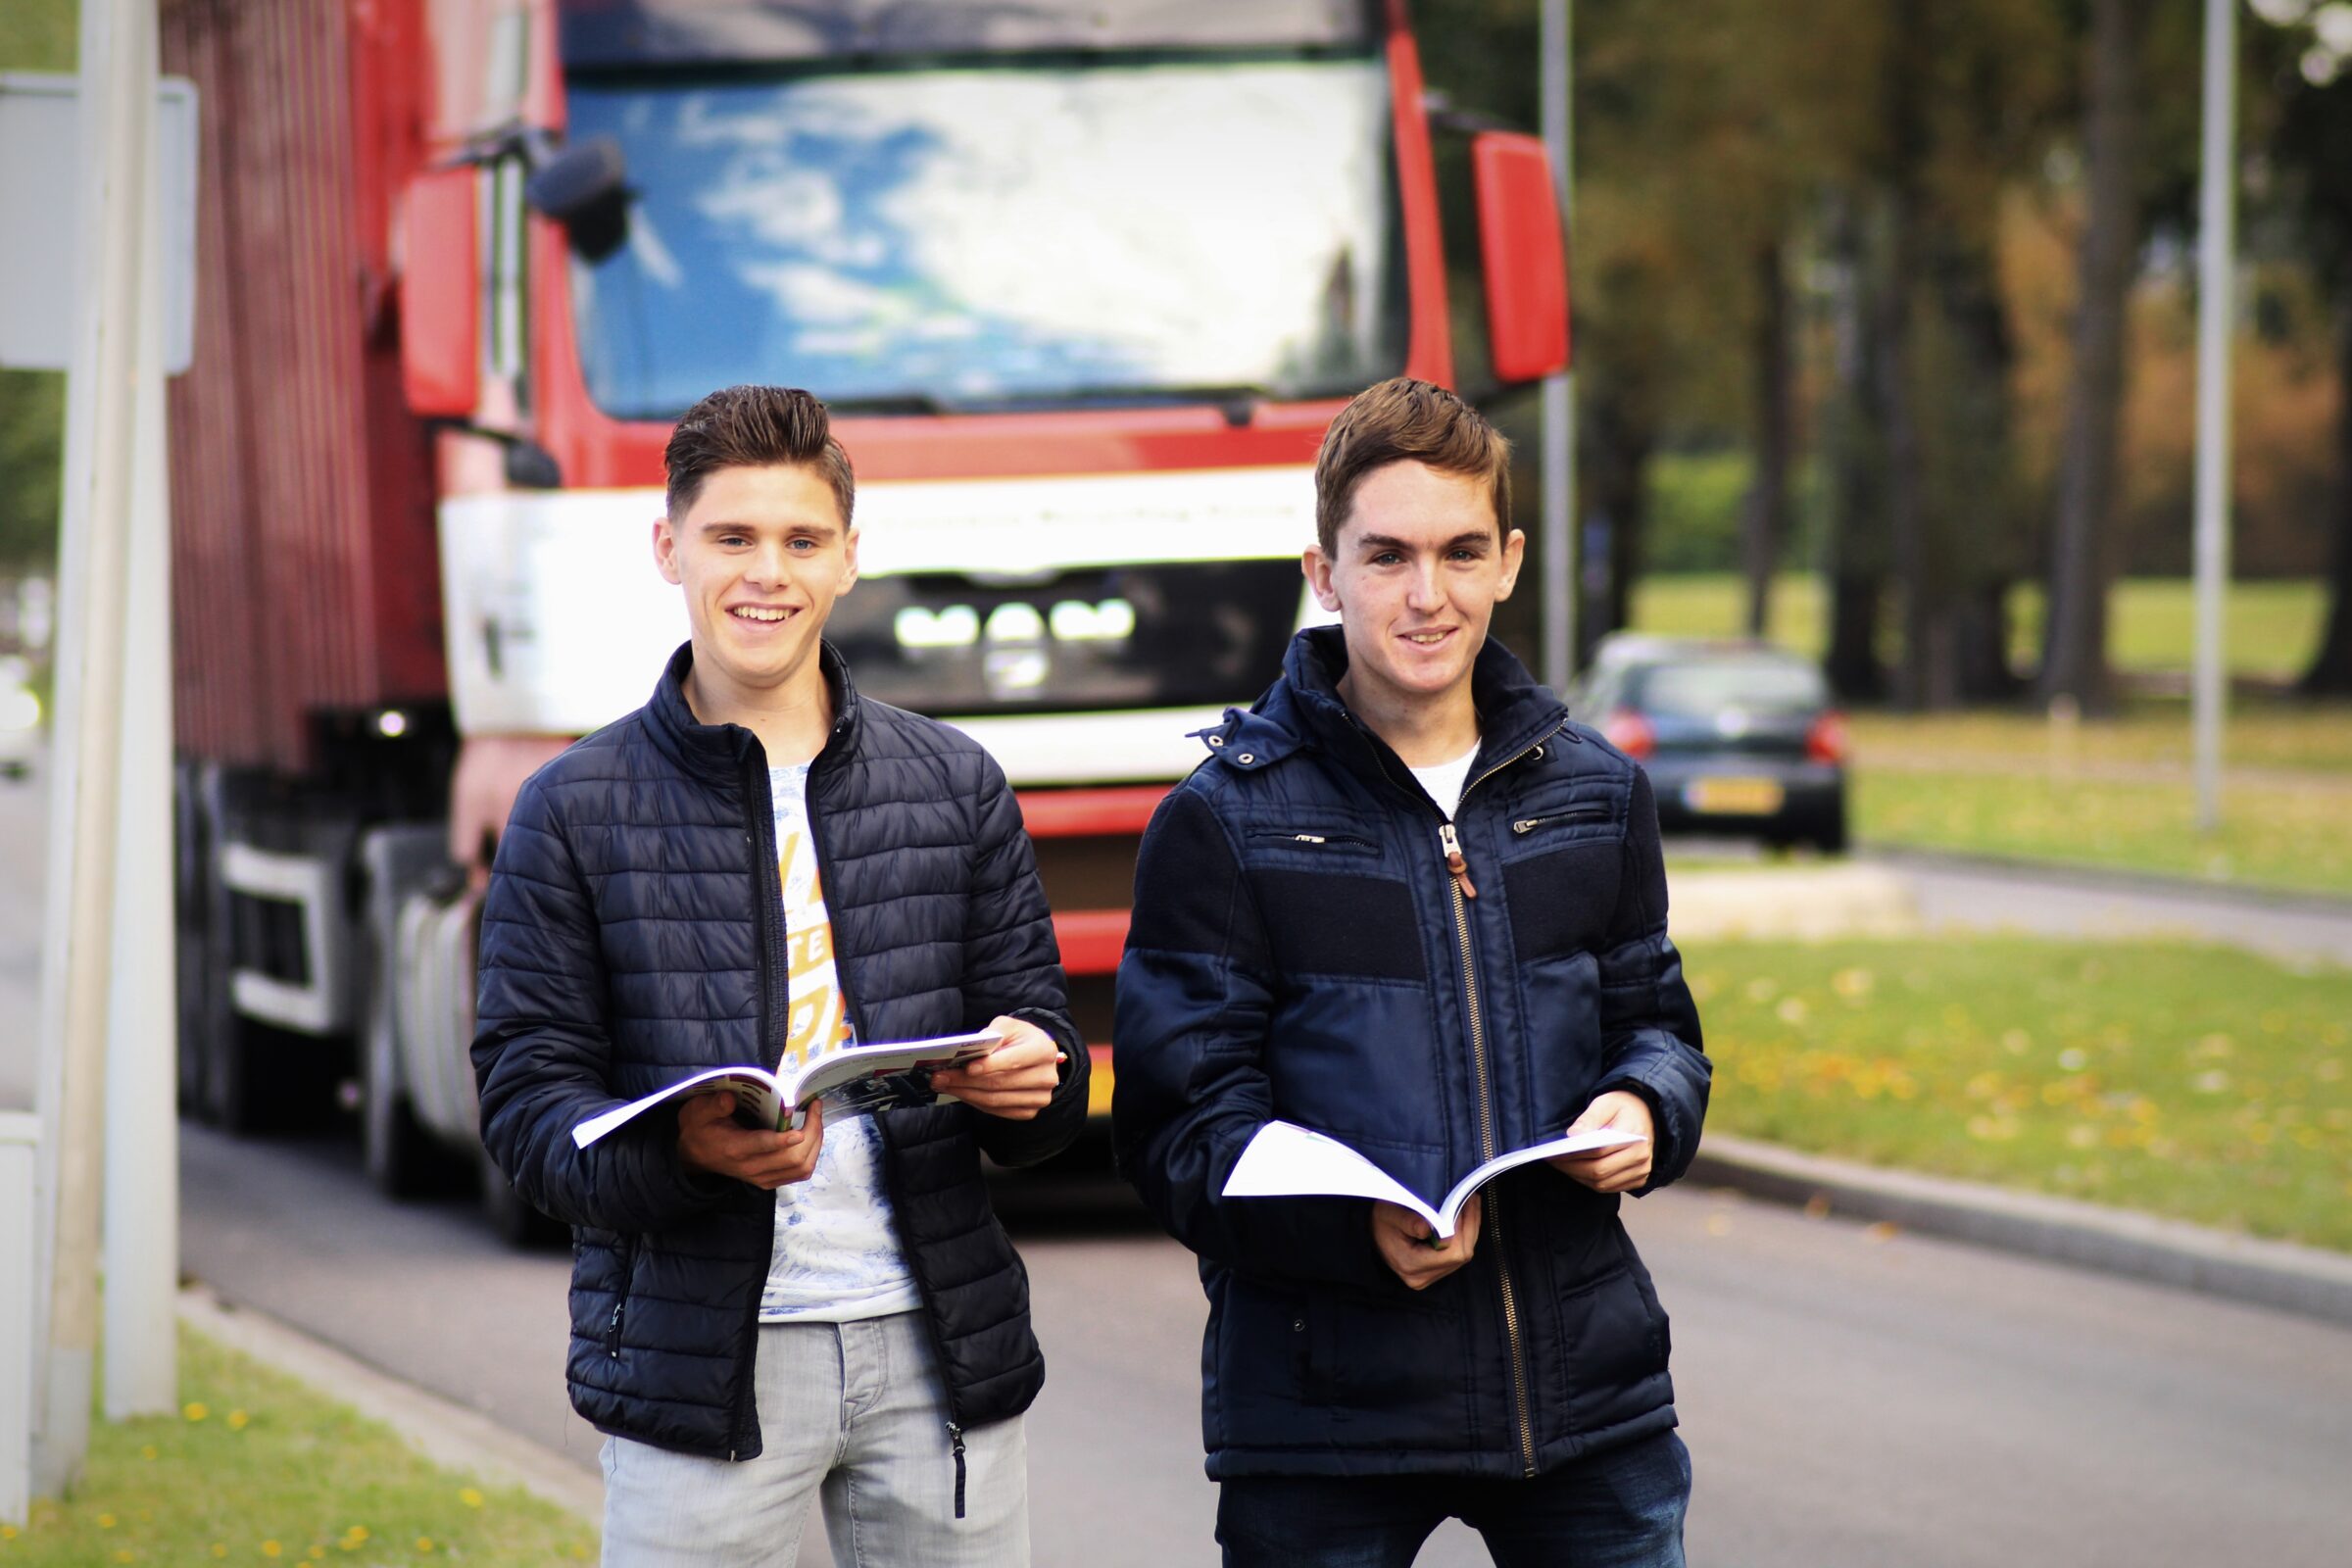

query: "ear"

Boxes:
[1494, 528, 1528, 601]
[839, 524, 859, 596]
[1302, 545, 1341, 613]
[654, 516, 684, 586]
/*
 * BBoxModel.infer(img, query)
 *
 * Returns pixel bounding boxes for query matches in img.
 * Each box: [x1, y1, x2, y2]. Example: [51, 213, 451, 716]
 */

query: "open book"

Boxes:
[569, 1029, 1003, 1149]
[1222, 1119, 1647, 1240]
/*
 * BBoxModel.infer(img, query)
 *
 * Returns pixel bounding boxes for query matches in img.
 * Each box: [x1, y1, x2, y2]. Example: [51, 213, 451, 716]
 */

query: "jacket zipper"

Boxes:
[1250, 829, 1377, 851]
[605, 1236, 636, 1359]
[1511, 805, 1609, 835]
[1440, 724, 1561, 1478]
[802, 723, 965, 1510]
[871, 1112, 973, 1517]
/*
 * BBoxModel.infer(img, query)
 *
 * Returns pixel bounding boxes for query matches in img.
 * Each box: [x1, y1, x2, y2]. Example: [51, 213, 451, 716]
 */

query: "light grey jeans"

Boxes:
[599, 1311, 1030, 1567]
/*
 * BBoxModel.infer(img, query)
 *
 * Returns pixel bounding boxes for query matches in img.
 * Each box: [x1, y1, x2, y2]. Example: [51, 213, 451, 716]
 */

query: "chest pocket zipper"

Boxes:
[1251, 830, 1377, 852]
[1510, 806, 1611, 836]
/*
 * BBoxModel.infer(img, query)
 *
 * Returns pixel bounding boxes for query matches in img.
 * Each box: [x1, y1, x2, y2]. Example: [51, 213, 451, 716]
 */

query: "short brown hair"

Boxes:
[1312, 377, 1511, 556]
[663, 385, 857, 527]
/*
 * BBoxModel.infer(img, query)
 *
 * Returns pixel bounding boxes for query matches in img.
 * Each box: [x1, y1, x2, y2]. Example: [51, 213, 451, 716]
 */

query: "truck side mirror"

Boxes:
[1470, 130, 1571, 384]
[399, 168, 479, 418]
[525, 137, 629, 263]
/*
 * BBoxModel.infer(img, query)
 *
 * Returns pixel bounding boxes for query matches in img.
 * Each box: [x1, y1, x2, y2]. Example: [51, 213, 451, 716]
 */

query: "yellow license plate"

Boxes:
[1686, 777, 1785, 815]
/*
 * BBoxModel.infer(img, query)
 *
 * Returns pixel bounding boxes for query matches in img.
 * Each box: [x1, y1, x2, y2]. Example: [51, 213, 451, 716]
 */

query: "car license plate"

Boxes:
[1686, 777, 1785, 815]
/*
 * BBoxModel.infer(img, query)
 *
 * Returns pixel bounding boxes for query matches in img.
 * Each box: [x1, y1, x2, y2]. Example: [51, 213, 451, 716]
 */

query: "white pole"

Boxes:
[102, 55, 177, 1420]
[30, 0, 156, 1494]
[1540, 0, 1577, 693]
[0, 1114, 37, 1525]
[2191, 0, 2235, 832]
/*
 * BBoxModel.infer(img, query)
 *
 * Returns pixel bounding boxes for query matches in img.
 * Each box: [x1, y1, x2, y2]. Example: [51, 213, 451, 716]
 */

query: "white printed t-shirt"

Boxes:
[1407, 739, 1481, 821]
[758, 762, 922, 1323]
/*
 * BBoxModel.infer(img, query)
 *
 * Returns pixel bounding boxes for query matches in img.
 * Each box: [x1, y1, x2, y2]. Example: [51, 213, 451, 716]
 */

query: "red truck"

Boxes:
[162, 0, 1568, 1239]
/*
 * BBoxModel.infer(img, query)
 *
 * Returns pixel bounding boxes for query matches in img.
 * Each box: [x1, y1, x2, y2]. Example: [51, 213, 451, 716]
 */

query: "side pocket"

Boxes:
[605, 1235, 640, 1360]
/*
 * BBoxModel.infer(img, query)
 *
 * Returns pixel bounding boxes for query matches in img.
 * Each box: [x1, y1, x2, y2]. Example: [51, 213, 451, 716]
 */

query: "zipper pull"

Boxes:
[605, 1300, 624, 1359]
[947, 1421, 968, 1519]
[1439, 822, 1478, 899]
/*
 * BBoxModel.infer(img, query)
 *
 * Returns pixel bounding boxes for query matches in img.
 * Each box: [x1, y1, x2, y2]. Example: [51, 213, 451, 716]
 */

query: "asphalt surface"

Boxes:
[178, 1120, 2352, 1568]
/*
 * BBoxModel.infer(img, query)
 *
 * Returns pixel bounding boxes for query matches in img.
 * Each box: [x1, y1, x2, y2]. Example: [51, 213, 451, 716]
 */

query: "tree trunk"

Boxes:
[2299, 305, 2352, 696]
[1582, 388, 1653, 654]
[1878, 193, 1938, 707]
[1822, 190, 1887, 703]
[1740, 242, 1793, 641]
[2040, 0, 2143, 713]
[1878, 8, 1949, 709]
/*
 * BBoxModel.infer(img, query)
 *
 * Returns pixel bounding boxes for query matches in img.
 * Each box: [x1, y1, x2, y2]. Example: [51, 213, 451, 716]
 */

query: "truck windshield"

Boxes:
[563, 55, 1407, 419]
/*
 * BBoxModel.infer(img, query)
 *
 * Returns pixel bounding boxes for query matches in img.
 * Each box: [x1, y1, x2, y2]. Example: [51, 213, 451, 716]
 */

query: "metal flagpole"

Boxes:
[2190, 0, 2235, 831]
[1540, 0, 1576, 693]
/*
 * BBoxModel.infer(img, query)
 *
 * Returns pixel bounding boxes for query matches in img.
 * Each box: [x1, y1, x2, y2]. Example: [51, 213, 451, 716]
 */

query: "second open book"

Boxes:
[1222, 1119, 1647, 1240]
[569, 1029, 1003, 1149]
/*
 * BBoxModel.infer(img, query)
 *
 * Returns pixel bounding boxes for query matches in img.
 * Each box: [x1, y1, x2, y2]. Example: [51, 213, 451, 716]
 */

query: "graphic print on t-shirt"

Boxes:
[761, 762, 921, 1323]
[775, 817, 856, 1075]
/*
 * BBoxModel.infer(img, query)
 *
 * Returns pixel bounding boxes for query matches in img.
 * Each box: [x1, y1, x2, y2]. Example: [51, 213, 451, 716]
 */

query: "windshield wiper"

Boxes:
[822, 393, 950, 416]
[945, 383, 1278, 426]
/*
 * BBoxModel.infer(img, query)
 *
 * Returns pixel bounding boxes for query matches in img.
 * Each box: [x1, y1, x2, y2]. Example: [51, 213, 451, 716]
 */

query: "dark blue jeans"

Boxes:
[1216, 1432, 1690, 1568]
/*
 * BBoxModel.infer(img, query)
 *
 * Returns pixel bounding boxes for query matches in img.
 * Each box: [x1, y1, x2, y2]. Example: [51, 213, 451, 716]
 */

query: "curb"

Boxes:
[1690, 1134, 2352, 1329]
[176, 1285, 602, 1524]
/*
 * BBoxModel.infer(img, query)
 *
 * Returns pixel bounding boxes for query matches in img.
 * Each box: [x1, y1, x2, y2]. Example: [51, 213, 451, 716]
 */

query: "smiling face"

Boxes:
[654, 462, 858, 718]
[1303, 459, 1523, 745]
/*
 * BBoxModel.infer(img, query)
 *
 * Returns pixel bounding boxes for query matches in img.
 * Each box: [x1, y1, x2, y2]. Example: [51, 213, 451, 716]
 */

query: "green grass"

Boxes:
[1632, 573, 2329, 679]
[1851, 769, 2352, 895]
[1686, 936, 2352, 1250]
[0, 1326, 597, 1565]
[1838, 694, 2352, 896]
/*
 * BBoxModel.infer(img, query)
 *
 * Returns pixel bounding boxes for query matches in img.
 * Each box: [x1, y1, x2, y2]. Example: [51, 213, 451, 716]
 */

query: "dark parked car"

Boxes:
[1569, 635, 1847, 853]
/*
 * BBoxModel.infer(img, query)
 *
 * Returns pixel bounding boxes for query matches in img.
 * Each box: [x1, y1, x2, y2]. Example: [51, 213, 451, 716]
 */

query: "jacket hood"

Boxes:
[1204, 625, 1567, 783]
[641, 639, 861, 789]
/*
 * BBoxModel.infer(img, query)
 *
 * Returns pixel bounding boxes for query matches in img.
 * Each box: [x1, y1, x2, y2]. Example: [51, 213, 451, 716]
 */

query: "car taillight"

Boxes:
[1806, 710, 1849, 764]
[1602, 709, 1656, 760]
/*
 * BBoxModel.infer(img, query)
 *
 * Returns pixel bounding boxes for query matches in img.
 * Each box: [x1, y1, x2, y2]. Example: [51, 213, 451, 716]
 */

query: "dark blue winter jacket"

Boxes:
[1113, 626, 1708, 1480]
[473, 642, 1089, 1461]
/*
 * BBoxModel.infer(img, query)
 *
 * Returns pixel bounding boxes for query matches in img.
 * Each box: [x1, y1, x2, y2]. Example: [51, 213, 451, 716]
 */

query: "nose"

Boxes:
[1405, 559, 1445, 613]
[747, 538, 793, 589]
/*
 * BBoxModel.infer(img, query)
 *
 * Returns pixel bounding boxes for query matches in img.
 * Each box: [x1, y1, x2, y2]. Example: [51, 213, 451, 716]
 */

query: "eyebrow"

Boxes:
[694, 517, 841, 540]
[1354, 531, 1493, 554]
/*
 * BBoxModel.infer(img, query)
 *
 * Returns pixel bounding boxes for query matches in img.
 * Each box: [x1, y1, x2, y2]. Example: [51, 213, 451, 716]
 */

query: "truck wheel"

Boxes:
[363, 1020, 448, 1200]
[479, 1151, 566, 1249]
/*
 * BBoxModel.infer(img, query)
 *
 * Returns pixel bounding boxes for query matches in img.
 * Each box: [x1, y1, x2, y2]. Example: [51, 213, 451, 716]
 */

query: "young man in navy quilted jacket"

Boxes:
[1114, 377, 1710, 1566]
[472, 384, 1090, 1566]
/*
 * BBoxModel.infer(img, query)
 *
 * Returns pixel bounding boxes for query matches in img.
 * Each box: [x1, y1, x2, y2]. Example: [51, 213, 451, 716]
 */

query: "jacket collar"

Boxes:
[1211, 626, 1566, 787]
[642, 640, 861, 790]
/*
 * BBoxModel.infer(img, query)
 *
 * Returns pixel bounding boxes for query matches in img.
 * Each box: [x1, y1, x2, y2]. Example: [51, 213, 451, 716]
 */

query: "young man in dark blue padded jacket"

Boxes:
[1114, 377, 1709, 1567]
[472, 384, 1089, 1566]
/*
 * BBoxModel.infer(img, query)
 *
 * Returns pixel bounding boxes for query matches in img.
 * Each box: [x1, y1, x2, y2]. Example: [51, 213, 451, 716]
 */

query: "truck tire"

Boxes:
[362, 1004, 448, 1199]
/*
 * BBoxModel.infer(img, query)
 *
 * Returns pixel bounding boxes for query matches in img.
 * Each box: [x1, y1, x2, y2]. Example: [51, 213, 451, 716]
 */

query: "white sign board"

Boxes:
[0, 73, 197, 373]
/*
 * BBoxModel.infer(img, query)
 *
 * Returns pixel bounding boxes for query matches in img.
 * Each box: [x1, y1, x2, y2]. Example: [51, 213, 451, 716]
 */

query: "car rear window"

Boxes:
[1629, 659, 1826, 717]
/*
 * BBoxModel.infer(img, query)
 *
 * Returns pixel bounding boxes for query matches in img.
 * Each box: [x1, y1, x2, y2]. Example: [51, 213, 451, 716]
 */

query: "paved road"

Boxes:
[1874, 848, 2352, 967]
[179, 1121, 2352, 1568]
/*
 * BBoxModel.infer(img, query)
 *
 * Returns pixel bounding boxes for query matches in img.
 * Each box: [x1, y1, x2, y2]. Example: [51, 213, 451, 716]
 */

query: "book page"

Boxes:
[1436, 1126, 1646, 1233]
[787, 1028, 1004, 1108]
[1221, 1120, 1439, 1230]
[1225, 1120, 1651, 1239]
[570, 1065, 783, 1148]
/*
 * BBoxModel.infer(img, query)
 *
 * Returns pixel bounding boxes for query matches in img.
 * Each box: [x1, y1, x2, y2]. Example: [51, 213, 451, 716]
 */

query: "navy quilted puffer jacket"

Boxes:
[1113, 627, 1708, 1480]
[473, 642, 1088, 1461]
